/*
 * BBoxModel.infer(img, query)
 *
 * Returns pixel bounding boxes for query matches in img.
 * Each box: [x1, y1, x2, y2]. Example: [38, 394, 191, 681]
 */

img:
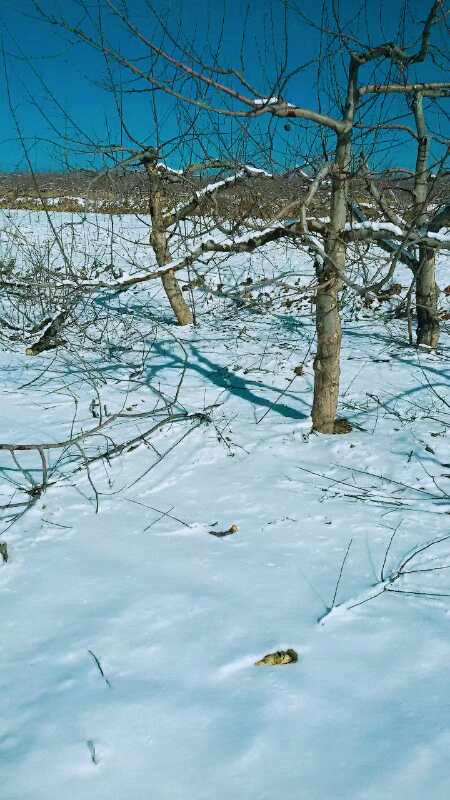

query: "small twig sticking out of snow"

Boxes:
[317, 537, 353, 622]
[0, 542, 8, 563]
[74, 441, 100, 513]
[87, 649, 112, 688]
[331, 538, 353, 608]
[319, 532, 450, 625]
[125, 497, 192, 529]
[345, 587, 387, 611]
[86, 740, 99, 765]
[380, 521, 402, 582]
[398, 534, 450, 574]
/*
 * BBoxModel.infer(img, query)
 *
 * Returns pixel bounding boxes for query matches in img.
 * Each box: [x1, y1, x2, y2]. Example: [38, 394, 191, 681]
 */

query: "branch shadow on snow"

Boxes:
[147, 338, 309, 420]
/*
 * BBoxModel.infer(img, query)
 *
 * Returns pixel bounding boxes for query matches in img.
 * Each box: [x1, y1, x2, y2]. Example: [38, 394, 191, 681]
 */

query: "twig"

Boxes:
[125, 496, 191, 528]
[86, 740, 98, 765]
[380, 521, 402, 582]
[87, 649, 111, 688]
[331, 538, 353, 608]
[347, 588, 386, 610]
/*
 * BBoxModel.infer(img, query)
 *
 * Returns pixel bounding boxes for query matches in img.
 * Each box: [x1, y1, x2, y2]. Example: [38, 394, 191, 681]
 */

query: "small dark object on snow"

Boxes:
[86, 739, 98, 765]
[255, 648, 298, 666]
[333, 418, 353, 434]
[209, 523, 239, 538]
[26, 485, 43, 498]
[0, 542, 8, 563]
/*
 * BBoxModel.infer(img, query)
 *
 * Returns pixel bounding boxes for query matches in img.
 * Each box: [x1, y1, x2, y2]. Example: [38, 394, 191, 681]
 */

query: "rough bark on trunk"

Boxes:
[416, 245, 439, 347]
[312, 267, 342, 433]
[310, 50, 361, 433]
[160, 268, 193, 325]
[144, 159, 193, 326]
[311, 138, 349, 433]
[412, 94, 438, 348]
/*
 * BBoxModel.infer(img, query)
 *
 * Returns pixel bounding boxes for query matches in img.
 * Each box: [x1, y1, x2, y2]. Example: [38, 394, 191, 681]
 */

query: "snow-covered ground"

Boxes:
[1, 211, 450, 799]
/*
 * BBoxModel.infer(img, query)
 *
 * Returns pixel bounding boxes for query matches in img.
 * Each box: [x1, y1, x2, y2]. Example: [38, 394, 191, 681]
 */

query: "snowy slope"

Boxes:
[0, 213, 450, 800]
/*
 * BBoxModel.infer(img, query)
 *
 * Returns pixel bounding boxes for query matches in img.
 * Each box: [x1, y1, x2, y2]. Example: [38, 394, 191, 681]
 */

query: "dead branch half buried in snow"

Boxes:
[0, 407, 212, 532]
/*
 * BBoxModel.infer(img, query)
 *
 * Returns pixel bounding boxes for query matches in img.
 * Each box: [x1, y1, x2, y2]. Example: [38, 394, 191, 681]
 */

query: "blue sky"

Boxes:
[0, 0, 448, 173]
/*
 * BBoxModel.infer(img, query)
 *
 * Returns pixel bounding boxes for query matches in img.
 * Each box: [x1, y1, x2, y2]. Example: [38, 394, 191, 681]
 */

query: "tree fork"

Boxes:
[144, 157, 193, 326]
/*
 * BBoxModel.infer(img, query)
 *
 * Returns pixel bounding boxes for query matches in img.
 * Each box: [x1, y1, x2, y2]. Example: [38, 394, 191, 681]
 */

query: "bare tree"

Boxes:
[353, 91, 449, 348]
[411, 91, 449, 347]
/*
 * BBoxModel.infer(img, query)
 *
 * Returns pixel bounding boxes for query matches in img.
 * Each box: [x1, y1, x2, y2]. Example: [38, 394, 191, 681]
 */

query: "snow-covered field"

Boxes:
[1, 211, 450, 799]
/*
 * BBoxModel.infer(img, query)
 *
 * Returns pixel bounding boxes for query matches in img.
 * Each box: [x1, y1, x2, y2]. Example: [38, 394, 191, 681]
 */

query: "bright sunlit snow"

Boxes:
[1, 211, 450, 800]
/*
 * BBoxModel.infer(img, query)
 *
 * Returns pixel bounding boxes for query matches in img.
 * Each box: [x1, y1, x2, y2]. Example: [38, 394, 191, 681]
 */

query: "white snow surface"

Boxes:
[1, 211, 450, 799]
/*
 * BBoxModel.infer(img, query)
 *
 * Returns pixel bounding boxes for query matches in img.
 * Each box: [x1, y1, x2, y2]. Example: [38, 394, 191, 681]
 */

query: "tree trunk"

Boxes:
[311, 137, 349, 433]
[310, 52, 359, 433]
[412, 94, 437, 348]
[144, 159, 193, 326]
[161, 268, 193, 325]
[311, 240, 344, 433]
[416, 245, 439, 347]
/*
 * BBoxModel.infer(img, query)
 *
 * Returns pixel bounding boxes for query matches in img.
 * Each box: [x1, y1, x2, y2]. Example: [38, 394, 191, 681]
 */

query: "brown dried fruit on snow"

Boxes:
[209, 524, 239, 538]
[255, 649, 298, 666]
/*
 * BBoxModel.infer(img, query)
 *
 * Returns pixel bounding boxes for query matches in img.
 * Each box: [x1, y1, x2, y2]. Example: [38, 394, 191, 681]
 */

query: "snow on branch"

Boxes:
[252, 97, 279, 106]
[164, 165, 274, 226]
[343, 220, 450, 247]
[348, 200, 418, 272]
[156, 162, 184, 176]
[345, 220, 404, 236]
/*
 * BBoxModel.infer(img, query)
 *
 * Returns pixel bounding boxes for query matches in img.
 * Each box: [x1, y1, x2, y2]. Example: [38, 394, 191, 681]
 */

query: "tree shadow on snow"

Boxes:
[148, 338, 309, 420]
